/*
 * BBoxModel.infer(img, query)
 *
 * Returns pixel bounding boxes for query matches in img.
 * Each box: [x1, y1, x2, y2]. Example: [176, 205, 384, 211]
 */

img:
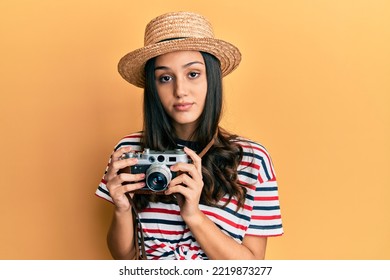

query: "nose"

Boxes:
[173, 76, 187, 98]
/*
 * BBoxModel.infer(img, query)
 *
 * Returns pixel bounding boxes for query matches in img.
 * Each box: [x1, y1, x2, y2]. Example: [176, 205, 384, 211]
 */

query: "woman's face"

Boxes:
[154, 51, 207, 139]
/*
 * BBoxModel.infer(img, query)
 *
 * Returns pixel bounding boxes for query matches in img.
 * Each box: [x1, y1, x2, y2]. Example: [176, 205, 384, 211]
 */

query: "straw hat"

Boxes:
[118, 11, 242, 88]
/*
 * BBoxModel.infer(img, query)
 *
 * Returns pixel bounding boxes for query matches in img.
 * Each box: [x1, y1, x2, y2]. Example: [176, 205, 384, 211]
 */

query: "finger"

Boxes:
[171, 162, 201, 182]
[169, 174, 187, 188]
[106, 171, 145, 194]
[116, 172, 145, 184]
[170, 173, 202, 192]
[184, 146, 202, 173]
[105, 157, 138, 181]
[107, 175, 146, 195]
[109, 181, 146, 204]
[111, 146, 133, 162]
[111, 157, 138, 173]
[165, 183, 191, 197]
[104, 146, 134, 180]
[122, 181, 146, 193]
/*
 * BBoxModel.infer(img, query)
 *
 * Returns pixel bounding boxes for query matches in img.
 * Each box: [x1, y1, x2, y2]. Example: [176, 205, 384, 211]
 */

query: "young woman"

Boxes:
[96, 11, 283, 260]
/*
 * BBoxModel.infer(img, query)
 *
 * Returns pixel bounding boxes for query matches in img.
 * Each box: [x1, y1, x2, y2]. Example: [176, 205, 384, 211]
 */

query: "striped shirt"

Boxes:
[96, 132, 283, 259]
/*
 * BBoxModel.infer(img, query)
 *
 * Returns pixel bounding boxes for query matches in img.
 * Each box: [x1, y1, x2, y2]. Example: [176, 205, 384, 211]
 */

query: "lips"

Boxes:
[174, 102, 194, 111]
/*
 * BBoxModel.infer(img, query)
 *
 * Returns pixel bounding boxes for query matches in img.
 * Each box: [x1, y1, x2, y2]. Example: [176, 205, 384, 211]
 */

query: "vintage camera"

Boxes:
[119, 148, 189, 193]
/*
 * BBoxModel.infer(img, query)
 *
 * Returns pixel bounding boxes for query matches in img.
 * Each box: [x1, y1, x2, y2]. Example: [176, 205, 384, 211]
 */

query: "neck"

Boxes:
[174, 124, 196, 141]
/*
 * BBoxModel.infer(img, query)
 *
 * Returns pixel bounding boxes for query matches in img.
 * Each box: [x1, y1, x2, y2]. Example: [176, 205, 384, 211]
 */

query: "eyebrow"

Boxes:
[154, 61, 204, 71]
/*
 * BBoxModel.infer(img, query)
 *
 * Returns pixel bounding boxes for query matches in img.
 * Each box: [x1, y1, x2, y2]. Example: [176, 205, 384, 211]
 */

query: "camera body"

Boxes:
[119, 148, 189, 194]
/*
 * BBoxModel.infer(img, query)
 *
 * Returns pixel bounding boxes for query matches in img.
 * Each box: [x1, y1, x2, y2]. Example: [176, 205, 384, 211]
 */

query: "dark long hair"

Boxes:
[135, 52, 246, 210]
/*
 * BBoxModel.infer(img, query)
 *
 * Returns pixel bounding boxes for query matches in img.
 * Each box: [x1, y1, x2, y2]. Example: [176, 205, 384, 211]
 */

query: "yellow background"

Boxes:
[1, 0, 389, 259]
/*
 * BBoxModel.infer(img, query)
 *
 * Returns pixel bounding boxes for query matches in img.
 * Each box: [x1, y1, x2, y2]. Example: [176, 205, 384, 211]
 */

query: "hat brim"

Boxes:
[118, 37, 241, 88]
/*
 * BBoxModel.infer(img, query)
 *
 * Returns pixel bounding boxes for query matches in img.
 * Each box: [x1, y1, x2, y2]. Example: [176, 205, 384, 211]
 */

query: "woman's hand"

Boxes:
[165, 146, 204, 220]
[104, 146, 146, 212]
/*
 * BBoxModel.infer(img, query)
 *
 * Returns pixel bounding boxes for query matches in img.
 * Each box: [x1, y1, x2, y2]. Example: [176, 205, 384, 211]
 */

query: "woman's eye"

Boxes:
[159, 75, 172, 83]
[188, 72, 200, 79]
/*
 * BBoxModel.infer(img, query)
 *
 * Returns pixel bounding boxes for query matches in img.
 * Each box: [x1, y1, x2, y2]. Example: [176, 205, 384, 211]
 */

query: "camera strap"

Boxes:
[126, 192, 147, 260]
[198, 136, 216, 158]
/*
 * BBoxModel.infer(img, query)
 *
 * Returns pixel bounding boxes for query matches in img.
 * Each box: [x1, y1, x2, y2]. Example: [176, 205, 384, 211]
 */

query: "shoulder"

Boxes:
[113, 131, 144, 152]
[233, 137, 273, 160]
[233, 137, 277, 182]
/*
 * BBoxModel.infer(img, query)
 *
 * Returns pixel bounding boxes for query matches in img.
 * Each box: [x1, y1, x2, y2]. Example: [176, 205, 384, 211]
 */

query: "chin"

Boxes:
[173, 118, 199, 127]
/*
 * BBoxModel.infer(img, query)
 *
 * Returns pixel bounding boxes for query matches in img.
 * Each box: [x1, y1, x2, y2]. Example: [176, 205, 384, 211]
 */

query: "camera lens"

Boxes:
[147, 173, 168, 191]
[145, 163, 172, 192]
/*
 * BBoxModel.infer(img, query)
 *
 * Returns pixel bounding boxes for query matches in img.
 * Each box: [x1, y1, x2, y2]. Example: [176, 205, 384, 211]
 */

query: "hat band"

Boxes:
[157, 37, 187, 43]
